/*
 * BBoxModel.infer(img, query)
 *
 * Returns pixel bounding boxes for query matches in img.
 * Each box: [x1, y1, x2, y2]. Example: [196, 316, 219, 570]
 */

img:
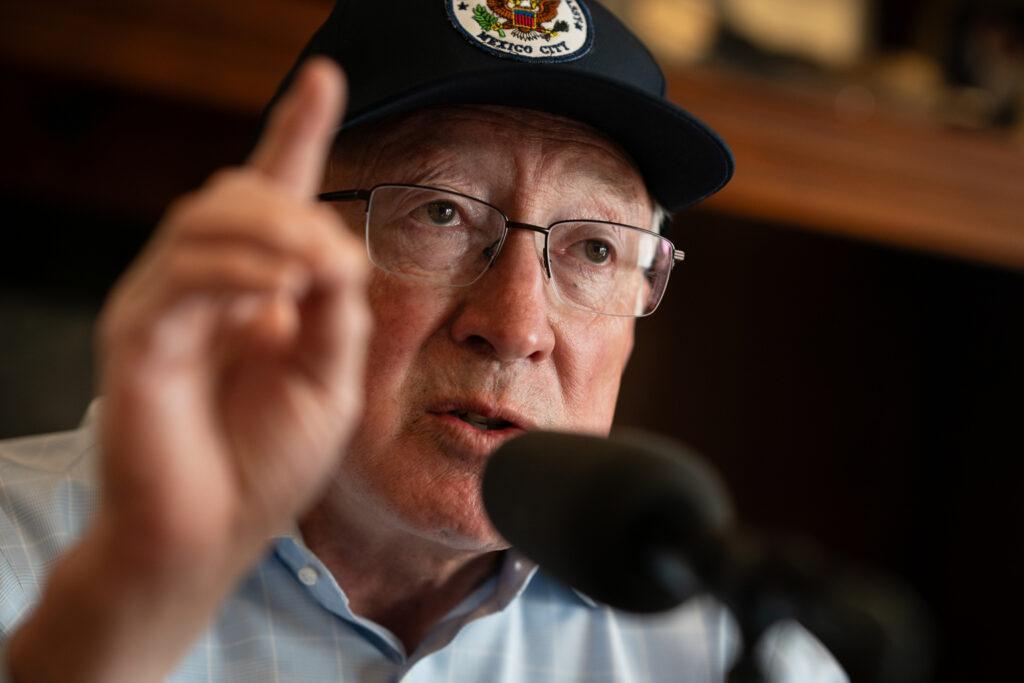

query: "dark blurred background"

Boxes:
[1, 1, 1021, 680]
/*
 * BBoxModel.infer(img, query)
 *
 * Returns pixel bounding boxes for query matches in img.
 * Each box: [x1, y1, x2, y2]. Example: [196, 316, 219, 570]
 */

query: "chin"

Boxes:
[346, 450, 508, 553]
[394, 477, 509, 553]
[422, 517, 508, 553]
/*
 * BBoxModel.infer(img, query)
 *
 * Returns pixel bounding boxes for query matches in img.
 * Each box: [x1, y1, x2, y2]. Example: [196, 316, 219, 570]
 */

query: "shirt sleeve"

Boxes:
[0, 496, 25, 683]
[0, 427, 88, 683]
[0, 541, 27, 683]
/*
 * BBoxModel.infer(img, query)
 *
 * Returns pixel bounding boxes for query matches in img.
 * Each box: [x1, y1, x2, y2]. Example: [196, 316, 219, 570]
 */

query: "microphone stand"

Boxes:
[646, 538, 782, 683]
[646, 532, 934, 683]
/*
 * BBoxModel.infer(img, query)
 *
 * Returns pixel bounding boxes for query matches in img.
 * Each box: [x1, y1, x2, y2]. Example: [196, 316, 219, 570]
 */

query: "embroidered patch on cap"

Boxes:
[447, 1, 593, 63]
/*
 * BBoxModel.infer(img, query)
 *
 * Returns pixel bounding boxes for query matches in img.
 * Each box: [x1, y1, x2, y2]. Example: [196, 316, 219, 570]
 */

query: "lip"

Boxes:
[426, 399, 534, 459]
[428, 399, 535, 431]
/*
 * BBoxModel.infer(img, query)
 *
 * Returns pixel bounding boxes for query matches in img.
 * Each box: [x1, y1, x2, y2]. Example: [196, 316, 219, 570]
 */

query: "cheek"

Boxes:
[361, 276, 453, 412]
[366, 280, 421, 364]
[558, 316, 635, 432]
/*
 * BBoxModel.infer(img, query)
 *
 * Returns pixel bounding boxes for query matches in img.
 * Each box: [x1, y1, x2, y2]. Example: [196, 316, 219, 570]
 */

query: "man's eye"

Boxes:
[582, 240, 611, 264]
[414, 201, 460, 226]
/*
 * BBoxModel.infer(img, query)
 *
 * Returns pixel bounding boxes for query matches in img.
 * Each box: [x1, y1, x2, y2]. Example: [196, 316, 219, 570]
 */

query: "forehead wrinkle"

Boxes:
[337, 119, 493, 193]
[461, 109, 649, 224]
[385, 144, 482, 192]
[456, 107, 644, 198]
[437, 105, 634, 164]
[330, 105, 653, 224]
[533, 152, 651, 225]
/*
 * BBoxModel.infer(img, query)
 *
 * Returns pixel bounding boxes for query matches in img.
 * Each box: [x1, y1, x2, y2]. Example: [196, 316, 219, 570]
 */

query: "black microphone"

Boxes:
[482, 429, 735, 613]
[482, 429, 934, 683]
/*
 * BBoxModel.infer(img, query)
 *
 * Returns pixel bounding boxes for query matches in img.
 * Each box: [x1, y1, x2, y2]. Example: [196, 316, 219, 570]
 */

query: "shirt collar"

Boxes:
[275, 529, 597, 610]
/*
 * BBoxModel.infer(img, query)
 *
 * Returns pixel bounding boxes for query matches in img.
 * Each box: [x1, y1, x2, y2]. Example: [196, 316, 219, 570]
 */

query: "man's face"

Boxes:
[323, 106, 653, 552]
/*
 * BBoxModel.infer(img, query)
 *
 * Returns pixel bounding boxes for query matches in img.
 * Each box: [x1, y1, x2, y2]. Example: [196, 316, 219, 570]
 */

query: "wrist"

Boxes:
[91, 498, 273, 587]
[7, 515, 267, 683]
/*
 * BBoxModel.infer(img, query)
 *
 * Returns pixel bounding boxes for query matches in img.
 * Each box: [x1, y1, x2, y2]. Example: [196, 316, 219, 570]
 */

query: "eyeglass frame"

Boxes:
[317, 183, 685, 317]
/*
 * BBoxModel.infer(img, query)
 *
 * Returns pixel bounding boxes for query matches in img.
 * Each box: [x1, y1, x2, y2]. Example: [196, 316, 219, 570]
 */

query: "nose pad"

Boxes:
[450, 226, 557, 363]
[482, 237, 502, 264]
[485, 227, 551, 281]
[530, 229, 551, 278]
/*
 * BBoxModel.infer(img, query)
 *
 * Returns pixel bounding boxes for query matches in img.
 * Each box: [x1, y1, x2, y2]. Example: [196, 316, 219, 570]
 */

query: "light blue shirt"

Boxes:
[0, 404, 845, 682]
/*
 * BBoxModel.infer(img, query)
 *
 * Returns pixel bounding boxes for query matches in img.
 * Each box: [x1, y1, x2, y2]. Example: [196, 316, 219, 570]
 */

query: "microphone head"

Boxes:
[483, 429, 734, 613]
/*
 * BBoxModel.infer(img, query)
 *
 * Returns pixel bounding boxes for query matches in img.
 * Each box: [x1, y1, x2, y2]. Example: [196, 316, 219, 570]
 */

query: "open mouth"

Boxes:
[449, 410, 516, 431]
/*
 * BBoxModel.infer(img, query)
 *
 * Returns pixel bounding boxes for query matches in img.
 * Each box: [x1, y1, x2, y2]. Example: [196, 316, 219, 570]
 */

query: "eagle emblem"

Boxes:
[476, 1, 568, 40]
[447, 0, 593, 62]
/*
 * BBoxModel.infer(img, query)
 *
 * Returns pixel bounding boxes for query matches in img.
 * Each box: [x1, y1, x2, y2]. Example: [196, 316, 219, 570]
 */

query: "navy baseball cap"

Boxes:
[269, 1, 734, 213]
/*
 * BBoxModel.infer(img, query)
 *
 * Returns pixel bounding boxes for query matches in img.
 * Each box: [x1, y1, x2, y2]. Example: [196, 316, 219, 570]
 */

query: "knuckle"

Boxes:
[161, 249, 203, 289]
[244, 208, 301, 252]
[214, 252, 249, 280]
[162, 192, 226, 242]
[173, 168, 264, 231]
[225, 250, 284, 285]
[204, 166, 248, 191]
[262, 203, 297, 237]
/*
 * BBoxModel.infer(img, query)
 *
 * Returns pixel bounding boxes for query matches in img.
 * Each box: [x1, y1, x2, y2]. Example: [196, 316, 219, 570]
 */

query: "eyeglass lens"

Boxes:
[359, 185, 673, 317]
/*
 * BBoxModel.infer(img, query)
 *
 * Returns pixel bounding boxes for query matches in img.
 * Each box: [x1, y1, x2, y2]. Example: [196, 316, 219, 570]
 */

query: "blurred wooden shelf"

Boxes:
[670, 68, 1024, 271]
[2, 0, 1022, 269]
[0, 0, 331, 112]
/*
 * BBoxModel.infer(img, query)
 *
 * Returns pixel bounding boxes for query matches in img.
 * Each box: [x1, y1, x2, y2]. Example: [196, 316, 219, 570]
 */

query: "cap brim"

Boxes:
[340, 66, 734, 214]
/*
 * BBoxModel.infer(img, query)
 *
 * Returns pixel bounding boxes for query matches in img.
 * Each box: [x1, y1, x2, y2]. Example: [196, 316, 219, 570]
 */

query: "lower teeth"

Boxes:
[455, 414, 505, 430]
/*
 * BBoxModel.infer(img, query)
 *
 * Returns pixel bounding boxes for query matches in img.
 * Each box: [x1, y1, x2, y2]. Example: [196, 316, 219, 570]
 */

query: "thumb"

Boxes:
[249, 58, 347, 198]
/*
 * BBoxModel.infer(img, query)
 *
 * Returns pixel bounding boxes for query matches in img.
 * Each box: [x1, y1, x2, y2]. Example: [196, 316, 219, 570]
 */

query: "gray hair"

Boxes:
[650, 201, 670, 234]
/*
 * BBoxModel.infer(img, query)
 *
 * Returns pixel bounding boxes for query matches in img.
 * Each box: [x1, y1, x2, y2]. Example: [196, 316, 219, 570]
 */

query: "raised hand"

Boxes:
[7, 59, 370, 683]
[97, 58, 370, 564]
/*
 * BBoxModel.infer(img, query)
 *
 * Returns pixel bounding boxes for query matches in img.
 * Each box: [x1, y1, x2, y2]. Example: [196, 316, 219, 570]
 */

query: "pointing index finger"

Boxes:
[249, 58, 347, 199]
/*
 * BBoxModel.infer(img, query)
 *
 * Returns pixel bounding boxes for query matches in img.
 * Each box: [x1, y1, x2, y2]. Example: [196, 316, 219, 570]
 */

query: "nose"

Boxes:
[449, 229, 556, 363]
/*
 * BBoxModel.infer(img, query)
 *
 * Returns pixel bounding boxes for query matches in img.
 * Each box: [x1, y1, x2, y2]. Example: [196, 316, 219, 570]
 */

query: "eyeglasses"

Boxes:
[317, 183, 684, 317]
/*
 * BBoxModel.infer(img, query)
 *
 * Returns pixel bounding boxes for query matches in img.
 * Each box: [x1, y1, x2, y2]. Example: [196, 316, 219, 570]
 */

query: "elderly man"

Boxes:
[1, 2, 843, 681]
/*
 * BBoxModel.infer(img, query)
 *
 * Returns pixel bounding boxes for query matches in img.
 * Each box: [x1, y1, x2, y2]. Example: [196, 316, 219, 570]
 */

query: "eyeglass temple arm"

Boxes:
[317, 189, 372, 202]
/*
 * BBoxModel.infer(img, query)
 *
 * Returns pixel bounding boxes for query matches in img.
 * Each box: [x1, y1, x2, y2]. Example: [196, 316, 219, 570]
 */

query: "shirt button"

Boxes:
[298, 566, 319, 586]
